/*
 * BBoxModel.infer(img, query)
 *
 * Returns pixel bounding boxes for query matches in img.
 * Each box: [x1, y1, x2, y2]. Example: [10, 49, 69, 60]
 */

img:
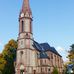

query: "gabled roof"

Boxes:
[40, 43, 61, 57]
[33, 40, 62, 57]
[51, 47, 61, 57]
[33, 40, 43, 52]
[40, 43, 51, 51]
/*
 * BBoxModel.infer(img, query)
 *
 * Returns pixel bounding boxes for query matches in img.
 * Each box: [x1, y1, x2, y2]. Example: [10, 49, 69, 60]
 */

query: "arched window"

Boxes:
[21, 21, 24, 32]
[30, 21, 32, 32]
[20, 51, 23, 64]
[20, 51, 23, 55]
[51, 54, 53, 59]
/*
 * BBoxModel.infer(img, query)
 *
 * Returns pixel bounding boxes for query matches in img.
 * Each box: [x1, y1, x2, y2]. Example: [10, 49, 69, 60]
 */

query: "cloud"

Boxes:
[0, 42, 2, 46]
[56, 46, 69, 62]
[0, 40, 3, 53]
[0, 40, 2, 46]
[56, 46, 64, 52]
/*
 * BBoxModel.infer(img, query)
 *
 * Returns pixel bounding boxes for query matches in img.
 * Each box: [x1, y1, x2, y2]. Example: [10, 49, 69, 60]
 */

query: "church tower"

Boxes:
[15, 0, 37, 74]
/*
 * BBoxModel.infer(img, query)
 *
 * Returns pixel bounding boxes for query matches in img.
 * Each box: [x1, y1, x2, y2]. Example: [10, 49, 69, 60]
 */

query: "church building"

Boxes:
[15, 0, 63, 74]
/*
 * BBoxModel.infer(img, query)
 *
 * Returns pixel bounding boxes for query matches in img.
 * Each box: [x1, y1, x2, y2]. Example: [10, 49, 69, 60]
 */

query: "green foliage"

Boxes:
[68, 44, 74, 63]
[52, 67, 59, 74]
[67, 44, 74, 73]
[0, 54, 6, 73]
[0, 39, 17, 74]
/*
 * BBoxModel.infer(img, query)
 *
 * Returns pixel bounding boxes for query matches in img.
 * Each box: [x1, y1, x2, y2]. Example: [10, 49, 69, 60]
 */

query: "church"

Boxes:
[15, 0, 63, 74]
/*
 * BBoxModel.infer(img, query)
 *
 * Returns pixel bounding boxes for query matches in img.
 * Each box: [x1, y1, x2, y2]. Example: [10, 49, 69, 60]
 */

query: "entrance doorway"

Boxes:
[33, 70, 36, 74]
[20, 70, 24, 74]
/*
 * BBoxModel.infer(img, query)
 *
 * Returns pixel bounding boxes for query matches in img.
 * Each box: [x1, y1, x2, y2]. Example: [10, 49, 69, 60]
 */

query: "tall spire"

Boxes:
[21, 0, 32, 14]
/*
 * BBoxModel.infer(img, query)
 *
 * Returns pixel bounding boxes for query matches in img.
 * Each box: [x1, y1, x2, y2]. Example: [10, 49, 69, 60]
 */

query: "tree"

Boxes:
[68, 44, 74, 63]
[67, 44, 74, 73]
[52, 67, 59, 74]
[2, 39, 17, 74]
[63, 62, 70, 74]
[0, 54, 6, 73]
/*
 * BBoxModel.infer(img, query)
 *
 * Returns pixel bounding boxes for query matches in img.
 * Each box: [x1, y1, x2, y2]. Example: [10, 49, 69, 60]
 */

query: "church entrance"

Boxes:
[20, 70, 24, 74]
[20, 64, 24, 74]
[33, 70, 36, 74]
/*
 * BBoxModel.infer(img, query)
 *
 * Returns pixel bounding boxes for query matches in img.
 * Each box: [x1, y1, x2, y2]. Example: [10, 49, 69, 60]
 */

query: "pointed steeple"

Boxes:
[21, 0, 32, 15]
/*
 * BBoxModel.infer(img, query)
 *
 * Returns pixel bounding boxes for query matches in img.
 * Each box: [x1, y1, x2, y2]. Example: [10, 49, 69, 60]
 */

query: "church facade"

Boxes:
[15, 0, 63, 74]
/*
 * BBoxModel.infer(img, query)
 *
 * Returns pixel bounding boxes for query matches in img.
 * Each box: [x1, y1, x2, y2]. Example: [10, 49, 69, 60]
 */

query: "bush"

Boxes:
[52, 67, 59, 74]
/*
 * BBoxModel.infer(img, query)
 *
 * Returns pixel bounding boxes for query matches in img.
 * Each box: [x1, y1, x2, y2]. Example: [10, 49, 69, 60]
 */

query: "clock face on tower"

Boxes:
[21, 13, 24, 17]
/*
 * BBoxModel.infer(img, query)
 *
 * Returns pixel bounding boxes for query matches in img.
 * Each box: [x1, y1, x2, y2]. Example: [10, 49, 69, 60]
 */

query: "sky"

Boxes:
[0, 0, 74, 62]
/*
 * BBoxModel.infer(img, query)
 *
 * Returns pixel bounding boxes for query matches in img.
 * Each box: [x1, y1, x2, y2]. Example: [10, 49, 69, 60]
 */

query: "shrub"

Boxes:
[52, 66, 59, 74]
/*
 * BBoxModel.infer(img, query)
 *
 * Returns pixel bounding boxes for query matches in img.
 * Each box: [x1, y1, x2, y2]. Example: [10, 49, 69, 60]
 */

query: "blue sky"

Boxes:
[0, 0, 74, 62]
